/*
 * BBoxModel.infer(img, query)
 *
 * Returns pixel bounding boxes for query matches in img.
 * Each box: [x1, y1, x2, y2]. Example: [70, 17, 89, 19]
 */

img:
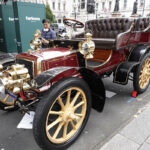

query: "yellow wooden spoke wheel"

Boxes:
[46, 87, 87, 144]
[33, 78, 91, 150]
[133, 54, 150, 94]
[139, 58, 150, 89]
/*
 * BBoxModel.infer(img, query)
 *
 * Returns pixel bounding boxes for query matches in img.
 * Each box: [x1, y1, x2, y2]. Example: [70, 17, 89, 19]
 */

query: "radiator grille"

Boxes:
[16, 59, 34, 79]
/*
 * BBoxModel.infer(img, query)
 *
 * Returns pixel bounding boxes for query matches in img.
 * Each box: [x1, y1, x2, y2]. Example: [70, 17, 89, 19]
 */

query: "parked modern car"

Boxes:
[51, 23, 66, 33]
[0, 17, 150, 150]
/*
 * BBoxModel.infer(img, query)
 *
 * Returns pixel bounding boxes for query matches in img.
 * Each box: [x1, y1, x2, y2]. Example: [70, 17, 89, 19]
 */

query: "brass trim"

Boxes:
[37, 57, 43, 75]
[95, 63, 118, 74]
[16, 58, 35, 78]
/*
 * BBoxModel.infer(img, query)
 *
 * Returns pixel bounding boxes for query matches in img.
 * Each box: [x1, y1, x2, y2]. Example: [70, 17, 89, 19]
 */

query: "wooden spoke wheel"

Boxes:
[139, 58, 150, 89]
[46, 87, 86, 144]
[0, 94, 16, 111]
[33, 78, 91, 150]
[133, 53, 150, 94]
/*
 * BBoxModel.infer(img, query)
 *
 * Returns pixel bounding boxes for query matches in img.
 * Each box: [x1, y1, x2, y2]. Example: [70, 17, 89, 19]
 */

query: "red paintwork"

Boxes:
[51, 68, 80, 84]
[117, 31, 150, 49]
[16, 47, 125, 80]
[129, 32, 150, 45]
[15, 28, 150, 90]
[16, 48, 79, 77]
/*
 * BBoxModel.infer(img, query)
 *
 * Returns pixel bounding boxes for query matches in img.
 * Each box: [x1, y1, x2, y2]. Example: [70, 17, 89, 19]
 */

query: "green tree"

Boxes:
[46, 2, 56, 23]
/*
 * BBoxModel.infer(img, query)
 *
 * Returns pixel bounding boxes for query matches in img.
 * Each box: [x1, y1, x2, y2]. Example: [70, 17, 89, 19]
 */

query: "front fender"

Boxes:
[34, 67, 79, 88]
[0, 53, 16, 65]
[34, 67, 106, 112]
[79, 68, 106, 112]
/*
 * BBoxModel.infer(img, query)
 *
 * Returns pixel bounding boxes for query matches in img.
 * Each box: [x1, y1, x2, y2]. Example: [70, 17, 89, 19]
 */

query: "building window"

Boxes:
[63, 3, 66, 11]
[109, 1, 112, 11]
[74, 0, 76, 3]
[81, 0, 85, 9]
[73, 6, 76, 12]
[58, 19, 61, 23]
[78, 5, 80, 12]
[58, 2, 60, 10]
[124, 0, 127, 9]
[102, 2, 105, 11]
[53, 2, 55, 10]
[96, 3, 98, 9]
[140, 0, 144, 7]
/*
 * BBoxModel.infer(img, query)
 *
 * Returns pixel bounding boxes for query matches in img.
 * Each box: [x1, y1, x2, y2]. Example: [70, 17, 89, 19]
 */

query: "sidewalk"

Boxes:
[99, 102, 150, 150]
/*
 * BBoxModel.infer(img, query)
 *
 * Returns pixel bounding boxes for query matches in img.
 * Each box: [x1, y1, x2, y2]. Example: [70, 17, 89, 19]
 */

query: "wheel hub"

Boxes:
[62, 105, 80, 123]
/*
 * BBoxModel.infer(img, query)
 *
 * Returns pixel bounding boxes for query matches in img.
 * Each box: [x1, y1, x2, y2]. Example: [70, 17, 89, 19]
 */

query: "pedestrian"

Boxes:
[41, 19, 56, 48]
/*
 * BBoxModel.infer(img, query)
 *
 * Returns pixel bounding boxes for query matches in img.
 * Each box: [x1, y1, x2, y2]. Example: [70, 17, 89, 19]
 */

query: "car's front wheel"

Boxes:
[33, 77, 91, 150]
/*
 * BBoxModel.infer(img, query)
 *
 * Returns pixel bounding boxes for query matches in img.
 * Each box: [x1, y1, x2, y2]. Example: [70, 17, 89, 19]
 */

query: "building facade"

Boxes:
[47, 0, 73, 23]
[98, 0, 150, 18]
[47, 0, 150, 23]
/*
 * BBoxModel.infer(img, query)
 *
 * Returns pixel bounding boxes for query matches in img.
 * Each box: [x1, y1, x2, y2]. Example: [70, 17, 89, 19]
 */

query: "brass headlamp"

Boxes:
[30, 29, 42, 51]
[78, 33, 95, 59]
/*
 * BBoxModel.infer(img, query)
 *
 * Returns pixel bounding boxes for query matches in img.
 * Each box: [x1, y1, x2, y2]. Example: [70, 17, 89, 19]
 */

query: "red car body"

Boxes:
[1, 17, 150, 150]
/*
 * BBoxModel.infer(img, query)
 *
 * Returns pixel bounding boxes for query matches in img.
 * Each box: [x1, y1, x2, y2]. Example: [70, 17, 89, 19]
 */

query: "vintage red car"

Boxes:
[0, 17, 150, 150]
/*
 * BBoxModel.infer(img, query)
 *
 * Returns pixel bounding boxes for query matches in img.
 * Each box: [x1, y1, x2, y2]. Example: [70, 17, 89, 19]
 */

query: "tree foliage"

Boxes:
[46, 2, 56, 23]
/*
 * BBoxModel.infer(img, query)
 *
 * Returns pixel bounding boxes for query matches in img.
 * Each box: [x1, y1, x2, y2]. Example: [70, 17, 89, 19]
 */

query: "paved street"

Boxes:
[0, 76, 150, 150]
[99, 101, 150, 150]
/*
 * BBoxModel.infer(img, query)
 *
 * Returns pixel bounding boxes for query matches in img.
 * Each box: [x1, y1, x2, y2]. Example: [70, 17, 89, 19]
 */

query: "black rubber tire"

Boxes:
[133, 53, 150, 94]
[33, 77, 92, 150]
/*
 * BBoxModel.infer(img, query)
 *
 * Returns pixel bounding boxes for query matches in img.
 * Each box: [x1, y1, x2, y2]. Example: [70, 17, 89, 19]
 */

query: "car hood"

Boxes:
[16, 48, 75, 61]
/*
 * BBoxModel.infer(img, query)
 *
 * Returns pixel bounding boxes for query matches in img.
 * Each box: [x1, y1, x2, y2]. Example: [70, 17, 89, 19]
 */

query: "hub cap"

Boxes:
[139, 58, 150, 89]
[46, 87, 87, 144]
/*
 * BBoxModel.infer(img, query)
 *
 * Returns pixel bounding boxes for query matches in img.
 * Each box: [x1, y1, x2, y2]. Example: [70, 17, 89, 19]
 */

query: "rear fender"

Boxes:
[113, 61, 139, 85]
[114, 45, 150, 85]
[128, 45, 150, 62]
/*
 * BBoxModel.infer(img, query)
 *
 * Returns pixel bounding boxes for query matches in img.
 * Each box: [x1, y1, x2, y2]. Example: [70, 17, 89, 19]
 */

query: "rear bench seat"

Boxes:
[133, 17, 150, 31]
[75, 18, 133, 50]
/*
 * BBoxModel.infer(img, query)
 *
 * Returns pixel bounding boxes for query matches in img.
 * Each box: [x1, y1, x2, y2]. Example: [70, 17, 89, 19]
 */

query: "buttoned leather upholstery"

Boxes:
[76, 18, 133, 50]
[133, 17, 150, 31]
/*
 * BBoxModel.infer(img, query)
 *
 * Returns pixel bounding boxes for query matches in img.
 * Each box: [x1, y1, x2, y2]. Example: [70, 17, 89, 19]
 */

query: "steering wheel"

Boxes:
[63, 18, 84, 29]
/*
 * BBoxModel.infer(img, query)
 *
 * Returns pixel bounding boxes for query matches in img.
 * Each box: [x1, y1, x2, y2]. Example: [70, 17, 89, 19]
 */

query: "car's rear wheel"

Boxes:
[133, 53, 150, 94]
[33, 77, 91, 150]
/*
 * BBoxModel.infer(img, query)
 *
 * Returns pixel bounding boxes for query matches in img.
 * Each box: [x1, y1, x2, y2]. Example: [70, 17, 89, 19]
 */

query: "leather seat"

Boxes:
[92, 38, 116, 50]
[133, 17, 150, 31]
[75, 18, 133, 50]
